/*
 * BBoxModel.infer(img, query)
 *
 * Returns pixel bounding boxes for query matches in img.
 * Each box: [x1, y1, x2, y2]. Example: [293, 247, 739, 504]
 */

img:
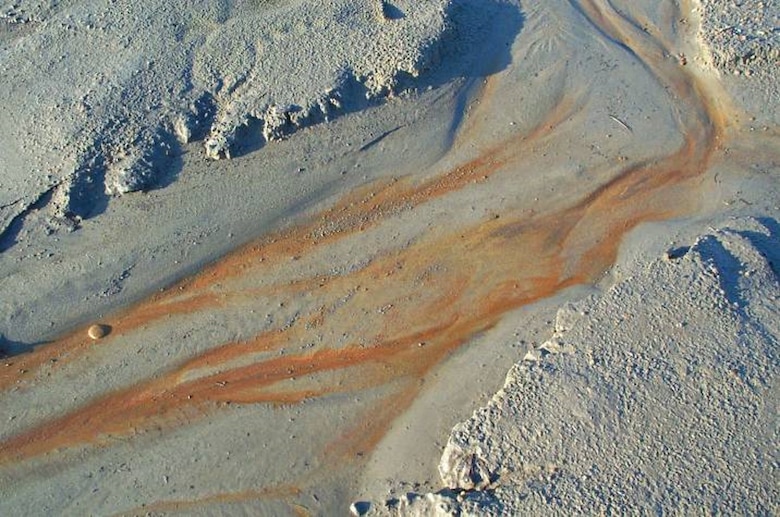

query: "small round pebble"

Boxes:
[88, 324, 109, 340]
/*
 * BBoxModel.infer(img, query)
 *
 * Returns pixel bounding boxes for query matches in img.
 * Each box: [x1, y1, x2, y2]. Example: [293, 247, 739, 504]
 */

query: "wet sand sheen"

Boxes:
[0, 0, 739, 511]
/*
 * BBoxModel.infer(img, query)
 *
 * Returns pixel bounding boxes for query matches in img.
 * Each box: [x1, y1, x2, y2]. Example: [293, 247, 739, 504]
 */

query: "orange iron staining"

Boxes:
[0, 1, 745, 513]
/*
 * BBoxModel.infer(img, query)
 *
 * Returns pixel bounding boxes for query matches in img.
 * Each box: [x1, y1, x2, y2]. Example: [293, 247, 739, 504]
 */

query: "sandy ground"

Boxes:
[0, 0, 777, 515]
[368, 213, 779, 515]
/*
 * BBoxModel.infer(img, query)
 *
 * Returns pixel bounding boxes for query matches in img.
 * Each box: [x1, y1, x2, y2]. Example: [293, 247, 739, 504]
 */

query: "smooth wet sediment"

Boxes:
[1, 0, 776, 514]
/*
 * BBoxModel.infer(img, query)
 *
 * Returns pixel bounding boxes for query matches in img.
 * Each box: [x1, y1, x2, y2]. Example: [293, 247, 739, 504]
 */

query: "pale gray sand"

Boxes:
[695, 0, 779, 127]
[369, 214, 778, 516]
[0, 0, 459, 237]
[0, 0, 515, 346]
[0, 0, 777, 515]
[355, 0, 780, 514]
[696, 0, 779, 80]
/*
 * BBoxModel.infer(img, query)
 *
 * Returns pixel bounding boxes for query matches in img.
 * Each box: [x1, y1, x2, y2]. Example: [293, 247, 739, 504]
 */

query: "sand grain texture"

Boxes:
[0, 0, 778, 514]
[377, 217, 779, 515]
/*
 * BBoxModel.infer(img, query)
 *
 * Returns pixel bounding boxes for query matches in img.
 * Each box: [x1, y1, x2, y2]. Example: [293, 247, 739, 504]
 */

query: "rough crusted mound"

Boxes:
[0, 0, 450, 237]
[694, 0, 779, 121]
[366, 217, 779, 515]
[695, 0, 779, 78]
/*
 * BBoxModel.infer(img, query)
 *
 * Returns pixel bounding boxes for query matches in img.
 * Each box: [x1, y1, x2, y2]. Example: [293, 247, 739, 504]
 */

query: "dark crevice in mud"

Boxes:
[381, 1, 405, 21]
[665, 246, 690, 260]
[1, 1, 524, 254]
[0, 184, 59, 253]
[437, 0, 524, 146]
[182, 92, 219, 143]
[382, 487, 504, 515]
[693, 217, 780, 312]
[0, 198, 23, 211]
[0, 129, 186, 252]
[358, 126, 403, 152]
[0, 334, 47, 358]
[696, 235, 747, 308]
[65, 156, 109, 221]
[220, 69, 375, 159]
[214, 0, 524, 160]
[746, 217, 780, 277]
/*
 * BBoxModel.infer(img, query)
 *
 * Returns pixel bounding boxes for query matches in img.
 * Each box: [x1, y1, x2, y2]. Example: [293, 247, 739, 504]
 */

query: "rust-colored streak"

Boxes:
[0, 92, 577, 393]
[3, 127, 572, 402]
[325, 382, 424, 461]
[0, 0, 734, 511]
[117, 484, 302, 516]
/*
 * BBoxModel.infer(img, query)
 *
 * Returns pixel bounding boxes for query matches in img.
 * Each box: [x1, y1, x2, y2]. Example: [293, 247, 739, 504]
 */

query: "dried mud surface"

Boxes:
[0, 0, 778, 515]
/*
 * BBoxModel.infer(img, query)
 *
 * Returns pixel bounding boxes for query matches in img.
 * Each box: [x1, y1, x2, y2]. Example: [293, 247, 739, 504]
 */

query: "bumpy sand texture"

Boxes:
[0, 0, 449, 236]
[696, 0, 779, 77]
[0, 0, 778, 513]
[381, 217, 778, 515]
[694, 0, 779, 125]
[355, 0, 780, 513]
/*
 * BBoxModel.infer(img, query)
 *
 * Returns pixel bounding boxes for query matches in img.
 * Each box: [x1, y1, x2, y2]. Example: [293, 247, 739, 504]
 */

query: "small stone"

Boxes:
[87, 324, 110, 340]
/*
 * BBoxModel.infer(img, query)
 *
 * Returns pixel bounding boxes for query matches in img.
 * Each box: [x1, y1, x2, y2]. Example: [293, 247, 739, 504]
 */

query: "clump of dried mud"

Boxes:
[0, 0, 453, 236]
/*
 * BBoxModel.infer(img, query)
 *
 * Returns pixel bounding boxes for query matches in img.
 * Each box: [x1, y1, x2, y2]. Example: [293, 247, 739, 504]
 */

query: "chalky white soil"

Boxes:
[0, 0, 452, 232]
[374, 215, 778, 516]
